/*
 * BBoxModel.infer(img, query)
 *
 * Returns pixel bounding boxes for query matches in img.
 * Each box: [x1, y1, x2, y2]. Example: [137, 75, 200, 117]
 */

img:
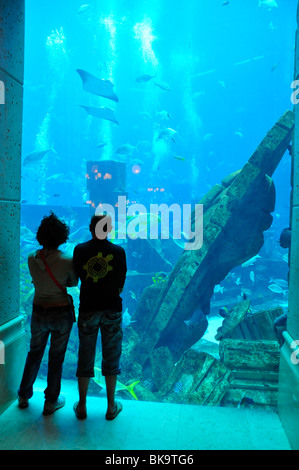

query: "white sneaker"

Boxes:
[43, 396, 65, 415]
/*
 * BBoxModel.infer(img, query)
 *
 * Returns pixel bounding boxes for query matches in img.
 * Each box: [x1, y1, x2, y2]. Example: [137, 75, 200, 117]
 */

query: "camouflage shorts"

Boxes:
[76, 310, 123, 377]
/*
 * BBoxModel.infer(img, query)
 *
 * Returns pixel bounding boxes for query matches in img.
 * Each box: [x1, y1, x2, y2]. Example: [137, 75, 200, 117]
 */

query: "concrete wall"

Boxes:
[278, 1, 299, 451]
[0, 0, 26, 414]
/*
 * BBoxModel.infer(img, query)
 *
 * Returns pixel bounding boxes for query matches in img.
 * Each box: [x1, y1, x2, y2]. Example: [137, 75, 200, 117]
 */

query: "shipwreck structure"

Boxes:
[121, 110, 295, 407]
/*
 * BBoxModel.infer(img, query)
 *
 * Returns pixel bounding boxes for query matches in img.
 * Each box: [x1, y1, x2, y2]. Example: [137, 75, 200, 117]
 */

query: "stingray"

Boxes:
[80, 105, 119, 125]
[76, 69, 119, 102]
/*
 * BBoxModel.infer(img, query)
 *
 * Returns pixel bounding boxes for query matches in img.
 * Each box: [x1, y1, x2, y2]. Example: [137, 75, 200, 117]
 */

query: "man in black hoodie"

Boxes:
[73, 214, 127, 420]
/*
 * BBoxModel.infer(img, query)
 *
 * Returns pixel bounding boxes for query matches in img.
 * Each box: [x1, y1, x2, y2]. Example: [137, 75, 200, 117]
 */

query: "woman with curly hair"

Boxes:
[18, 212, 78, 415]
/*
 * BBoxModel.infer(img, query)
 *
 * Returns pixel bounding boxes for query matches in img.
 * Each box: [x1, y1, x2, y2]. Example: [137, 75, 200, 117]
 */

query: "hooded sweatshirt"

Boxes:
[28, 249, 78, 306]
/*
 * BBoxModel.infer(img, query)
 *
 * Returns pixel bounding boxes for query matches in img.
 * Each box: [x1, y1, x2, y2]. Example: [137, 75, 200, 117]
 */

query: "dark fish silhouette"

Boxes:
[80, 105, 119, 125]
[136, 74, 156, 83]
[23, 148, 55, 166]
[96, 142, 107, 148]
[76, 69, 119, 102]
[154, 81, 170, 91]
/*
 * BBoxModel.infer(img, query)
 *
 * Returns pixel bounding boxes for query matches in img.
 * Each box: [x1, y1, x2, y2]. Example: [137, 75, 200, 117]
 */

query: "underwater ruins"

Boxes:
[116, 110, 295, 408]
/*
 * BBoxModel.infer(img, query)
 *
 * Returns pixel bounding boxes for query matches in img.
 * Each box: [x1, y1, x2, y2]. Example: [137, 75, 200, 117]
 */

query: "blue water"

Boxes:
[20, 0, 297, 397]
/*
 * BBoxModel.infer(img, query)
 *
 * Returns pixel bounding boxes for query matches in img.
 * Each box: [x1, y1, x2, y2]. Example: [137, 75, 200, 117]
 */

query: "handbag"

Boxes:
[39, 251, 76, 322]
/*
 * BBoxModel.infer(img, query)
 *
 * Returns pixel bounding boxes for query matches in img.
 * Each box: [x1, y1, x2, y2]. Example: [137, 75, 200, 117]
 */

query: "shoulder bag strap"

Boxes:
[39, 251, 67, 293]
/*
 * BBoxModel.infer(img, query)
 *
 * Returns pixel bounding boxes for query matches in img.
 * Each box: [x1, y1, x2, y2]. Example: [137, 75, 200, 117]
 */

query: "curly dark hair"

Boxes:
[36, 211, 70, 249]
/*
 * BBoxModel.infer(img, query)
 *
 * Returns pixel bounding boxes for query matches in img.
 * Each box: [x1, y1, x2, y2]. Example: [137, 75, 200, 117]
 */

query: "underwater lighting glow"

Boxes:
[35, 112, 51, 150]
[46, 27, 67, 51]
[133, 18, 158, 67]
[132, 164, 141, 174]
[100, 16, 117, 38]
[147, 187, 164, 192]
[100, 15, 117, 77]
[45, 26, 69, 89]
[97, 15, 118, 160]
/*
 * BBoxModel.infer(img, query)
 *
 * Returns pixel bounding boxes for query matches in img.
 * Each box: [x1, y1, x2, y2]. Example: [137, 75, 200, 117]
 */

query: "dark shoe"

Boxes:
[73, 401, 87, 420]
[105, 401, 123, 421]
[18, 397, 29, 409]
[43, 396, 65, 416]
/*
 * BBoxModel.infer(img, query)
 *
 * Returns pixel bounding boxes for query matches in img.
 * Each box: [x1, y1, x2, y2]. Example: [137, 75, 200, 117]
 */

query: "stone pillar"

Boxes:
[0, 0, 26, 414]
[278, 1, 299, 450]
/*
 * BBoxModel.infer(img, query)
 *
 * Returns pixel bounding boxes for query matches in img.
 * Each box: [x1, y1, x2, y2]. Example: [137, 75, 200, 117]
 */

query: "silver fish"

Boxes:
[241, 254, 261, 267]
[122, 307, 136, 329]
[116, 144, 136, 155]
[156, 110, 172, 120]
[270, 278, 288, 288]
[268, 284, 287, 295]
[154, 81, 170, 91]
[259, 0, 278, 8]
[77, 4, 90, 14]
[157, 127, 177, 142]
[46, 173, 64, 181]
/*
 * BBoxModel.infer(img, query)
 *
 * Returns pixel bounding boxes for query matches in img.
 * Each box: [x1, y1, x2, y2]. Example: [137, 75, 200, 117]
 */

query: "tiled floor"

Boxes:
[0, 379, 291, 450]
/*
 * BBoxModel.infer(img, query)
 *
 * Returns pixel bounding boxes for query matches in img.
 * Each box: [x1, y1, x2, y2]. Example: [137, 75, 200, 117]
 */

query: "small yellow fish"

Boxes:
[93, 367, 140, 400]
[129, 290, 137, 301]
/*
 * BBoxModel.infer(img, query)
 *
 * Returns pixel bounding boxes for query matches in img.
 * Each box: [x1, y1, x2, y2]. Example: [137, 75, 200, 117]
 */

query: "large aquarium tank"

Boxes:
[21, 0, 298, 408]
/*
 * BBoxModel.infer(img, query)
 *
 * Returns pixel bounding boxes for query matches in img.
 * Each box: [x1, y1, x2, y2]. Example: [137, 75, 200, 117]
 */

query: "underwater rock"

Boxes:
[222, 387, 278, 408]
[121, 283, 165, 381]
[122, 110, 294, 374]
[191, 337, 220, 360]
[221, 169, 241, 187]
[223, 306, 284, 341]
[150, 346, 175, 393]
[121, 326, 143, 381]
[219, 338, 281, 407]
[156, 312, 208, 359]
[219, 338, 280, 371]
[127, 283, 165, 335]
[161, 348, 231, 406]
[132, 383, 159, 402]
